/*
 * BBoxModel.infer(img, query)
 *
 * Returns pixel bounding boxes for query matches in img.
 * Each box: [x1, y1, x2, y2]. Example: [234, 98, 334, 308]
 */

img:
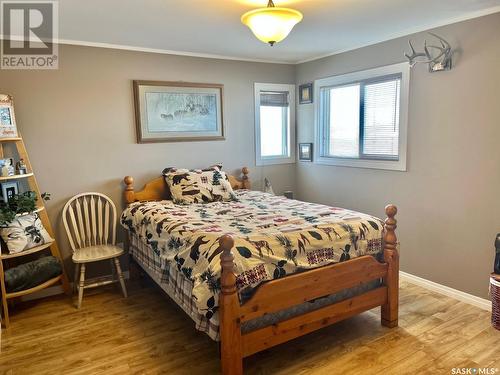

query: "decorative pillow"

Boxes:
[5, 255, 62, 292]
[163, 167, 236, 204]
[0, 213, 54, 254]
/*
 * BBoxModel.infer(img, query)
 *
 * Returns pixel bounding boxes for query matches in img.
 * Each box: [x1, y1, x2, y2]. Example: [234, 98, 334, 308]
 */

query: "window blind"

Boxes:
[260, 91, 289, 107]
[363, 79, 400, 158]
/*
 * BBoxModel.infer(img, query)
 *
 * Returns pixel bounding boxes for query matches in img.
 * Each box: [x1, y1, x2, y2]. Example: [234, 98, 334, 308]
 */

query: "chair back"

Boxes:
[62, 192, 117, 252]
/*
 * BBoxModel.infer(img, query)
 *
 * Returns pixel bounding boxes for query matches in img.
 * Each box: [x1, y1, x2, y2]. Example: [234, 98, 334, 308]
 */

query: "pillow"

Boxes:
[0, 213, 54, 254]
[162, 163, 222, 175]
[163, 167, 235, 204]
[5, 255, 62, 292]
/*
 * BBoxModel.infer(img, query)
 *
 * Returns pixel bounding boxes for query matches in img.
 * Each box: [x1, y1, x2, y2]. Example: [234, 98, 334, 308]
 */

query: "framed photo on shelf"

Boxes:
[299, 143, 313, 162]
[1, 181, 18, 203]
[133, 80, 225, 143]
[299, 83, 313, 104]
[0, 94, 18, 139]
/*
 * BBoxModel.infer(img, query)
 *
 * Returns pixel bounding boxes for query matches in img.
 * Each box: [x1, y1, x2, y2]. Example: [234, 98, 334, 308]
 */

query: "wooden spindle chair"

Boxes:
[62, 192, 127, 308]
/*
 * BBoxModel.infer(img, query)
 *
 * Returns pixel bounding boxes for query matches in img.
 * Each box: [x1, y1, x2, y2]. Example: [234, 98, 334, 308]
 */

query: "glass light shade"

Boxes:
[241, 7, 303, 45]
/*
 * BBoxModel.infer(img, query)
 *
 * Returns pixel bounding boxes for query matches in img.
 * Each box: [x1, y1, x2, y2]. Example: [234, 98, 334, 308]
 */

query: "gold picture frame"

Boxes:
[133, 80, 225, 143]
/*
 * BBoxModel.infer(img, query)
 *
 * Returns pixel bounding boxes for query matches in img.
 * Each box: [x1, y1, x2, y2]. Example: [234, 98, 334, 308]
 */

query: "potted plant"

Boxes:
[0, 191, 49, 226]
[0, 191, 55, 255]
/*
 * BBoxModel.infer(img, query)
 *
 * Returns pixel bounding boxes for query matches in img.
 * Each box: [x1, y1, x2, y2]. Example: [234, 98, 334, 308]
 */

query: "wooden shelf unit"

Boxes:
[5, 275, 62, 299]
[0, 135, 70, 328]
[0, 173, 33, 181]
[0, 241, 54, 260]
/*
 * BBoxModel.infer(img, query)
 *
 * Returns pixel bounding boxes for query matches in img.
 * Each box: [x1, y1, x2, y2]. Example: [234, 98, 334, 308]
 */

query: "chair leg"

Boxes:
[77, 264, 86, 309]
[114, 258, 127, 298]
[73, 263, 80, 295]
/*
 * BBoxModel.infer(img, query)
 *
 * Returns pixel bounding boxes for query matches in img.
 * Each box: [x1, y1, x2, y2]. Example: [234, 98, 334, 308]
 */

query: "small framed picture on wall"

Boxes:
[299, 83, 313, 104]
[299, 143, 313, 162]
[1, 181, 18, 203]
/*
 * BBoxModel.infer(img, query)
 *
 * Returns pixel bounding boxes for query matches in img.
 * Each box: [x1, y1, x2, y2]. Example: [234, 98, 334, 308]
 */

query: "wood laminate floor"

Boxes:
[0, 279, 498, 375]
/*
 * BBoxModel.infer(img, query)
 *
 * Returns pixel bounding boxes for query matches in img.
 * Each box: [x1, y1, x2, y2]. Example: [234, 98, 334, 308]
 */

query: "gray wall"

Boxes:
[0, 45, 296, 277]
[295, 12, 500, 299]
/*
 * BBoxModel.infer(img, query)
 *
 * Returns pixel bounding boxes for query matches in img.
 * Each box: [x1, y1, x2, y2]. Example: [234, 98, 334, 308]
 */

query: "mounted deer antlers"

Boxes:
[404, 33, 453, 72]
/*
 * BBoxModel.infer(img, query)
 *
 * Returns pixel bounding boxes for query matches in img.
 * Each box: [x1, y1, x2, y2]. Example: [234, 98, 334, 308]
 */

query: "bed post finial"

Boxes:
[241, 167, 250, 190]
[219, 234, 243, 375]
[124, 176, 135, 204]
[220, 234, 236, 294]
[384, 204, 397, 250]
[382, 204, 399, 328]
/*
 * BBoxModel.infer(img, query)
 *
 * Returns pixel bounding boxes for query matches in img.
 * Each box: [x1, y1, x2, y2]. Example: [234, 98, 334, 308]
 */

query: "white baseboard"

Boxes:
[400, 271, 492, 311]
[20, 271, 130, 302]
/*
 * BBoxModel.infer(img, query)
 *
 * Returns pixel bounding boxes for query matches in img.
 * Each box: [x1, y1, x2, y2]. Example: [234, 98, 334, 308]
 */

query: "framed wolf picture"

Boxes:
[133, 81, 225, 143]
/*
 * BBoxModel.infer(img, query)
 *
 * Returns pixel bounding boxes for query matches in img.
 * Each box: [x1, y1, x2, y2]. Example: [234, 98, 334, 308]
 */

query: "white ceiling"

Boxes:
[58, 0, 500, 64]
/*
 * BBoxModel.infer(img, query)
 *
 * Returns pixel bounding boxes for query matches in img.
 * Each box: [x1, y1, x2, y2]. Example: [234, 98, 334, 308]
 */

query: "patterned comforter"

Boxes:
[121, 190, 385, 319]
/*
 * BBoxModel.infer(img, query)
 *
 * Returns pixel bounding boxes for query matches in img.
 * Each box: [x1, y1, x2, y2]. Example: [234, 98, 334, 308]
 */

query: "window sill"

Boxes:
[256, 157, 296, 166]
[314, 156, 406, 171]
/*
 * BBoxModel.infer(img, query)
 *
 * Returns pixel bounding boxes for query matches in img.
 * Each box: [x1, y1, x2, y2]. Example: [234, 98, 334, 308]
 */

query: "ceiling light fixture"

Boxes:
[241, 0, 303, 46]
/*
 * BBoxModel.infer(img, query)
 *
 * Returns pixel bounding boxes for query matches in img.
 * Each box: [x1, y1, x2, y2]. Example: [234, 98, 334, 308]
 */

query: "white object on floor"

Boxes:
[62, 192, 127, 309]
[264, 177, 274, 195]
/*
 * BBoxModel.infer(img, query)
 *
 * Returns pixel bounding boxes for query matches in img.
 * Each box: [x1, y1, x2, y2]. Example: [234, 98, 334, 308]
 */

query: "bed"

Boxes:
[122, 167, 399, 375]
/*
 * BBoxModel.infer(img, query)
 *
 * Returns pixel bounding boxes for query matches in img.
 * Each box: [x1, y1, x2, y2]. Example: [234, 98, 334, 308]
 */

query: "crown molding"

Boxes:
[60, 38, 296, 65]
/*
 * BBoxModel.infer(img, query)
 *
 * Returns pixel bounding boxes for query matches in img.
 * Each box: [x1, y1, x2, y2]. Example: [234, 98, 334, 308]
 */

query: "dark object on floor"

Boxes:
[494, 233, 500, 274]
[491, 273, 500, 331]
[4, 256, 62, 292]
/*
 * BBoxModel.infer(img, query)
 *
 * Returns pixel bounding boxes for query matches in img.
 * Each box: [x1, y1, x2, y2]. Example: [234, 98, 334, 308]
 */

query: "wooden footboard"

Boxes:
[219, 205, 399, 375]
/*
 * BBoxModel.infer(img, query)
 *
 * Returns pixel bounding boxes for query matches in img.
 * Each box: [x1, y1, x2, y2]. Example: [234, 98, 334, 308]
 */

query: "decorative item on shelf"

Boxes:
[133, 81, 225, 143]
[264, 177, 274, 195]
[299, 83, 313, 104]
[4, 255, 62, 293]
[299, 143, 313, 161]
[0, 158, 15, 176]
[241, 0, 303, 46]
[0, 94, 18, 138]
[1, 181, 18, 203]
[404, 33, 453, 72]
[16, 158, 27, 175]
[0, 190, 45, 226]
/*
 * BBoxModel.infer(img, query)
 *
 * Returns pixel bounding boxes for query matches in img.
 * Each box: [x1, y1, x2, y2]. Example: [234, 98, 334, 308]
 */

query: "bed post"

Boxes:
[241, 167, 250, 190]
[219, 234, 243, 375]
[124, 176, 135, 204]
[381, 204, 399, 328]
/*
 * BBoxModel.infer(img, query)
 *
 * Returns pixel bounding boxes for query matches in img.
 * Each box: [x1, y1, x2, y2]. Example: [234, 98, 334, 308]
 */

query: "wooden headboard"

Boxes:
[123, 167, 250, 204]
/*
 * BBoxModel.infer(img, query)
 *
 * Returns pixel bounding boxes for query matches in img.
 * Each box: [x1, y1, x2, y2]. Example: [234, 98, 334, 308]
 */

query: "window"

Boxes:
[255, 83, 295, 165]
[315, 63, 409, 171]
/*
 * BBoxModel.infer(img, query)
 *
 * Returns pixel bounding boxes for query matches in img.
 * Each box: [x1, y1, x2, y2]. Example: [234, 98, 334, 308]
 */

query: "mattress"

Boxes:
[121, 190, 385, 322]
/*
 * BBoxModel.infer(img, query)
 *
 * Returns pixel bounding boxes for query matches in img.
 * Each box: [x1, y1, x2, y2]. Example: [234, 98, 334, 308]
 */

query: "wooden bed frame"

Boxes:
[123, 167, 399, 375]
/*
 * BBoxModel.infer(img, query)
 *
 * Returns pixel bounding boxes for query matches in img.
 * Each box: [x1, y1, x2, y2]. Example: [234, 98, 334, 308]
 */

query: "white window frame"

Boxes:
[255, 83, 296, 166]
[314, 63, 410, 171]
